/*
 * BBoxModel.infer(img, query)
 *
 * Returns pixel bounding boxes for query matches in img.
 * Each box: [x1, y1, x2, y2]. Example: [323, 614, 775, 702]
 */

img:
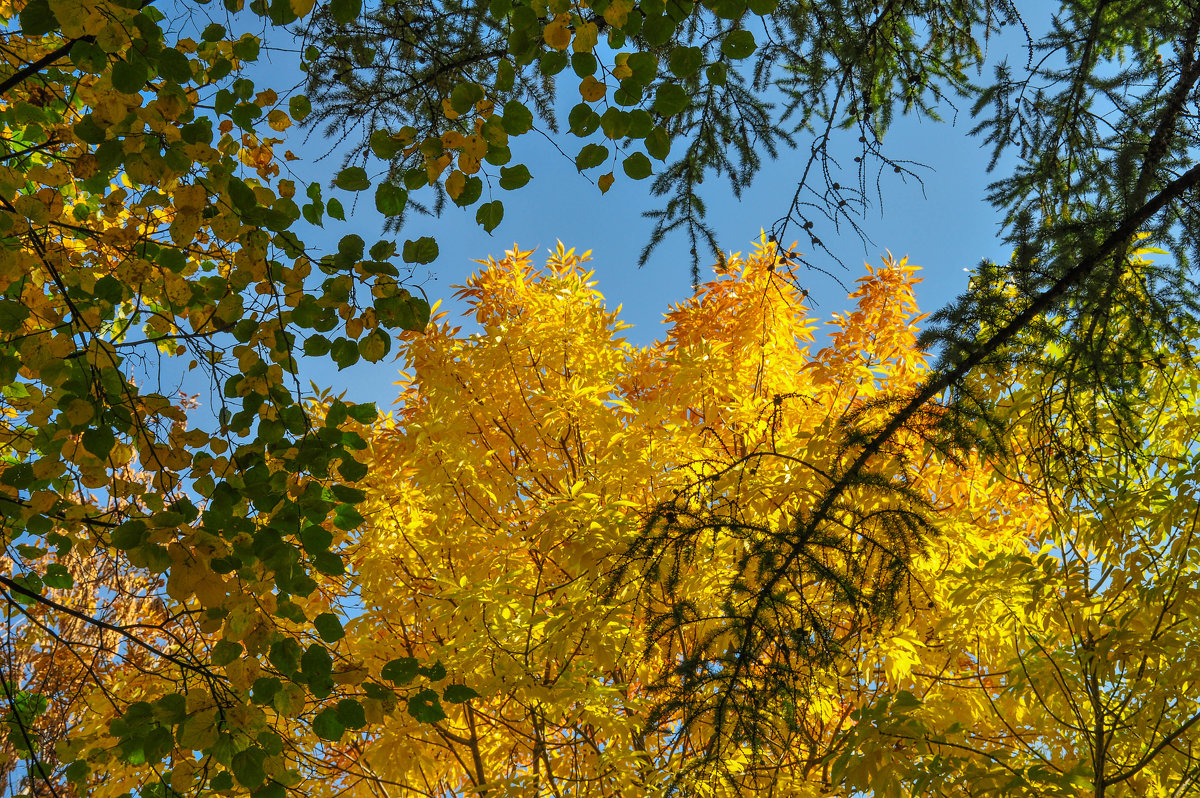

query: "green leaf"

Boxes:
[476, 200, 504, 232]
[374, 182, 407, 216]
[358, 328, 392, 363]
[646, 127, 671, 160]
[289, 95, 312, 121]
[335, 167, 370, 192]
[252, 782, 286, 798]
[484, 143, 511, 166]
[600, 108, 629, 139]
[575, 143, 609, 171]
[568, 103, 602, 136]
[712, 0, 746, 18]
[627, 109, 654, 138]
[613, 81, 644, 106]
[623, 152, 653, 179]
[641, 14, 675, 47]
[231, 747, 267, 788]
[312, 550, 345, 576]
[0, 300, 30, 331]
[748, 0, 778, 13]
[314, 613, 345, 643]
[627, 52, 658, 83]
[572, 52, 597, 77]
[327, 198, 346, 220]
[443, 684, 480, 703]
[452, 175, 483, 207]
[381, 657, 419, 684]
[721, 29, 757, 59]
[540, 50, 568, 75]
[304, 334, 330, 357]
[369, 129, 403, 159]
[333, 504, 364, 530]
[450, 82, 484, 114]
[42, 564, 73, 590]
[111, 520, 147, 550]
[211, 640, 243, 666]
[344, 403, 378, 425]
[376, 292, 430, 331]
[301, 644, 332, 680]
[499, 164, 531, 190]
[331, 338, 359, 369]
[501, 101, 534, 134]
[111, 59, 149, 93]
[82, 427, 115, 459]
[269, 638, 302, 676]
[312, 708, 344, 741]
[228, 177, 258, 213]
[232, 34, 261, 61]
[653, 83, 689, 116]
[329, 0, 362, 23]
[18, 0, 57, 36]
[73, 115, 107, 144]
[336, 698, 366, 729]
[407, 689, 447, 723]
[157, 49, 193, 83]
[668, 46, 703, 78]
[402, 237, 439, 264]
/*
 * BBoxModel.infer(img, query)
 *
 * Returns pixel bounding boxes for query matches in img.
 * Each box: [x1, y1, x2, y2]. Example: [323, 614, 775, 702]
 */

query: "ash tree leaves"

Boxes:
[309, 240, 1055, 796]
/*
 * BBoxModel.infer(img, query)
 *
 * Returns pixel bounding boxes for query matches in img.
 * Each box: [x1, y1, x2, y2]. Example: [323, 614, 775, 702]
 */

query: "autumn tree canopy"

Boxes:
[85, 238, 1174, 798]
[297, 3, 1200, 757]
[4, 0, 1200, 792]
[316, 241, 1200, 798]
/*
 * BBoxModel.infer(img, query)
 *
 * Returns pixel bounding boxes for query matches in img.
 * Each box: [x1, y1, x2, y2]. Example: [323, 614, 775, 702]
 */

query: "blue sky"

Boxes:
[245, 11, 1042, 410]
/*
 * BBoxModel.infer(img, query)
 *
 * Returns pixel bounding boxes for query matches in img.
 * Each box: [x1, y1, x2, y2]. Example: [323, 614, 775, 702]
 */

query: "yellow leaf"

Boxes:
[579, 75, 607, 102]
[426, 153, 452, 184]
[573, 20, 599, 52]
[458, 152, 481, 175]
[463, 133, 488, 159]
[543, 14, 572, 50]
[598, 172, 614, 193]
[446, 169, 466, 199]
[603, 0, 633, 28]
[64, 399, 94, 426]
[267, 109, 292, 131]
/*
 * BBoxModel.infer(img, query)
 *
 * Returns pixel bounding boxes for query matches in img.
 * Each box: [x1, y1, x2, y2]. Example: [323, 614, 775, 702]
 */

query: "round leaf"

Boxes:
[312, 708, 344, 741]
[721, 29, 757, 60]
[402, 237, 439, 264]
[476, 200, 504, 232]
[335, 167, 370, 192]
[623, 152, 653, 179]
